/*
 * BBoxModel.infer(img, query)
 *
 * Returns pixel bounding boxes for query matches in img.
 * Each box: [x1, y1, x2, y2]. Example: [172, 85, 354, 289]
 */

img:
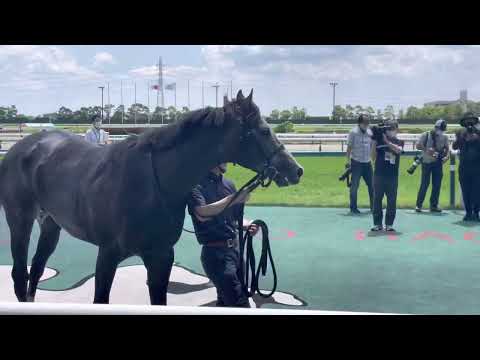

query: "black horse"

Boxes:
[0, 90, 303, 305]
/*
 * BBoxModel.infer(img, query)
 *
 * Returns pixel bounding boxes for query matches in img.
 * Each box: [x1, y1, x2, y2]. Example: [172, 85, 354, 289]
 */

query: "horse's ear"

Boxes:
[246, 89, 253, 104]
[236, 90, 245, 101]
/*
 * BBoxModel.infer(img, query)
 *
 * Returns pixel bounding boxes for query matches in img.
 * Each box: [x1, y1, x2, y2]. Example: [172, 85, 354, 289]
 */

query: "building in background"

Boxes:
[424, 89, 468, 109]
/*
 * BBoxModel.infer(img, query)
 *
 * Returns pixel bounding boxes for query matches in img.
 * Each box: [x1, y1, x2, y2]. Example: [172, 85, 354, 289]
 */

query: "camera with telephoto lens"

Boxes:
[407, 154, 424, 175]
[370, 120, 390, 142]
[339, 163, 352, 187]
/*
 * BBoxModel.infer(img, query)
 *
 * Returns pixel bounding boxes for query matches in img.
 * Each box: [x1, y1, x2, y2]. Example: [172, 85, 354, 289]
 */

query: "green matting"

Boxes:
[1, 207, 480, 314]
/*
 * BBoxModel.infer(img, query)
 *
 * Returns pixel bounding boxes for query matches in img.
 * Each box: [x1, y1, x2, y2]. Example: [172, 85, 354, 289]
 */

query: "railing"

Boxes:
[0, 302, 396, 315]
[0, 132, 457, 153]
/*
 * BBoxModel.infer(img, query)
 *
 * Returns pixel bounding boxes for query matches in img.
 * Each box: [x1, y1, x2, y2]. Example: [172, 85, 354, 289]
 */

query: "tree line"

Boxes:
[0, 104, 191, 124]
[331, 102, 480, 121]
[2, 100, 480, 125]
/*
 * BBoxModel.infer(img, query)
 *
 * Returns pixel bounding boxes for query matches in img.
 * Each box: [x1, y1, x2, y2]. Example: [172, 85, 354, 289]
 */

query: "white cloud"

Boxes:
[364, 45, 464, 77]
[93, 51, 115, 66]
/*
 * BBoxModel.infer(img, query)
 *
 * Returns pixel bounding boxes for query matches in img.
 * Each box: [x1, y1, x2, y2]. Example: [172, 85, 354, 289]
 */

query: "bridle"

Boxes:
[235, 110, 285, 185]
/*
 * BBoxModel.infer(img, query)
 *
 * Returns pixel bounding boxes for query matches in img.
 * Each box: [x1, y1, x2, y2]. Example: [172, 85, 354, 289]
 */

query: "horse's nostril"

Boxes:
[297, 167, 304, 178]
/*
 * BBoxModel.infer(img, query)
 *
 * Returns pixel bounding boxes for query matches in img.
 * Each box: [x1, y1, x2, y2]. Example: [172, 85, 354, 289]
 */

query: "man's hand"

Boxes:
[245, 222, 259, 236]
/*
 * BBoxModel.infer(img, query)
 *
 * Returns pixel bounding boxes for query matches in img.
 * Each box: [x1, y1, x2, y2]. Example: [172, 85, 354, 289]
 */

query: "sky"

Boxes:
[1, 45, 479, 117]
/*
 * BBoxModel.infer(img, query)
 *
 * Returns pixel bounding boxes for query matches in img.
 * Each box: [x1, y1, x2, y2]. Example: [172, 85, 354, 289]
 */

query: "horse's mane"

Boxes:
[134, 106, 231, 151]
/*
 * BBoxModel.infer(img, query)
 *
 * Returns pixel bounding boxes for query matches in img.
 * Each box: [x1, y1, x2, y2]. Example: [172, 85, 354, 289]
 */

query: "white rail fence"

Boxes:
[0, 132, 457, 155]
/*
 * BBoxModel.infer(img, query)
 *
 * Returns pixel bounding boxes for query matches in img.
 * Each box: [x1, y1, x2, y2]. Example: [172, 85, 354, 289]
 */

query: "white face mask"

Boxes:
[386, 130, 397, 138]
[93, 121, 102, 129]
[475, 123, 480, 130]
[435, 129, 444, 136]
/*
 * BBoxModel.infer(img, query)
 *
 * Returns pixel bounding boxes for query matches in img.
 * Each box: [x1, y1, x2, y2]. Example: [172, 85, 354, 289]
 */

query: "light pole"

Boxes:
[212, 82, 220, 107]
[98, 86, 105, 121]
[329, 82, 338, 123]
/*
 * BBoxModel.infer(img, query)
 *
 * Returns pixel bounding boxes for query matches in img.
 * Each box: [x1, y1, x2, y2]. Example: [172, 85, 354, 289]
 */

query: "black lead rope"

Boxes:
[238, 216, 278, 298]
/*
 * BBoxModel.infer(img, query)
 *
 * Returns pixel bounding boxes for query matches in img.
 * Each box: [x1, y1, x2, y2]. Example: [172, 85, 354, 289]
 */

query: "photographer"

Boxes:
[452, 112, 480, 222]
[415, 119, 450, 213]
[371, 120, 404, 232]
[346, 114, 374, 214]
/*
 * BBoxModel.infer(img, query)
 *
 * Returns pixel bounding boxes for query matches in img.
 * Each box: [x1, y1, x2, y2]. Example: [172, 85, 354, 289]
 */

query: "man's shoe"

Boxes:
[464, 214, 474, 222]
[371, 225, 383, 232]
[474, 213, 480, 222]
[415, 207, 422, 213]
[385, 225, 396, 232]
[350, 209, 361, 215]
[430, 207, 442, 213]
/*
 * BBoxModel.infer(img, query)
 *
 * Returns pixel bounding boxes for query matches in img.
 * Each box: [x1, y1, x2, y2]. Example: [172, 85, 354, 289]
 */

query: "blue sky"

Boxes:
[1, 45, 479, 117]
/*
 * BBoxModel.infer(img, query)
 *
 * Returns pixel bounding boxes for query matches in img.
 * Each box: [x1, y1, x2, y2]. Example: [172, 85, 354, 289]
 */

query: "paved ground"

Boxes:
[1, 207, 480, 314]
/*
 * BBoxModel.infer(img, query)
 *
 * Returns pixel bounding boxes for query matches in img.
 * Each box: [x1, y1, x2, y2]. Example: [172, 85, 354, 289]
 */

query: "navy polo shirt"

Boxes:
[187, 172, 243, 245]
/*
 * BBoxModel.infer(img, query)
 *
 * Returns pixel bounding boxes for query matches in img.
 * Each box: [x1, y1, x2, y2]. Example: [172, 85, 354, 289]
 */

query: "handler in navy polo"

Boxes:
[187, 163, 259, 308]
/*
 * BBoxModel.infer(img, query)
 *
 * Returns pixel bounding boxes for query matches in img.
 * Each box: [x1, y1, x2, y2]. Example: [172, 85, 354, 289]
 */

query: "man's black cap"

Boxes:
[460, 112, 479, 127]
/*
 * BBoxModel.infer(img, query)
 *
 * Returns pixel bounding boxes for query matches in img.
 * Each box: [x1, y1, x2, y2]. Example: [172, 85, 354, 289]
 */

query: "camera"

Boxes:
[370, 120, 389, 142]
[407, 154, 423, 175]
[339, 164, 352, 187]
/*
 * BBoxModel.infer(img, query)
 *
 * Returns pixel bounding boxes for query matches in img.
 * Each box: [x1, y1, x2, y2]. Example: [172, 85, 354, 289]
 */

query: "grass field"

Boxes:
[0, 150, 461, 209]
[227, 155, 461, 209]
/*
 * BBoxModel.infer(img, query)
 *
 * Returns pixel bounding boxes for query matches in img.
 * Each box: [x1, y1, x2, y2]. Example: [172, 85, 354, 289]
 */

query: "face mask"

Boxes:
[386, 130, 397, 138]
[94, 121, 102, 129]
[475, 123, 480, 131]
[435, 129, 444, 136]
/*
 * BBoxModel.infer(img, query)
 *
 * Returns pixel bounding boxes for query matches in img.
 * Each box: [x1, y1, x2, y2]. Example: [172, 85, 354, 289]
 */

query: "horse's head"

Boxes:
[225, 90, 303, 187]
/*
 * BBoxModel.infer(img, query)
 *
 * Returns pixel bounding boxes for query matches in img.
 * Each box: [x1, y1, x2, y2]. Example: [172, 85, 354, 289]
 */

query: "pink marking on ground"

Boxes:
[286, 230, 296, 238]
[412, 231, 455, 244]
[355, 230, 365, 241]
[463, 232, 480, 244]
[388, 234, 398, 241]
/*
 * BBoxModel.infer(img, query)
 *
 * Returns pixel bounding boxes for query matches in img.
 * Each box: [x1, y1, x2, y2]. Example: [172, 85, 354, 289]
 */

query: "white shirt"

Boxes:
[348, 125, 373, 163]
[84, 127, 109, 145]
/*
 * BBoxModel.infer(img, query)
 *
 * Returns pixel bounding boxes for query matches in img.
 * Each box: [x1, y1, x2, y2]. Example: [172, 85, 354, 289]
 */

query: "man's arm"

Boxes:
[371, 140, 377, 162]
[416, 133, 426, 151]
[383, 135, 403, 155]
[346, 132, 353, 165]
[193, 190, 249, 221]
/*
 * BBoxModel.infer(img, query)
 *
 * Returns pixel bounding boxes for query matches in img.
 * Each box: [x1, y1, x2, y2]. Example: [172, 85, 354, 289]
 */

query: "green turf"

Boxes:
[226, 156, 461, 209]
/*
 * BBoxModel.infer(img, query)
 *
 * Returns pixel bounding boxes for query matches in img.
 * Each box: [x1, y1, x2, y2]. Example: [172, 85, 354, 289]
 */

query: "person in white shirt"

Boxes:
[84, 115, 109, 145]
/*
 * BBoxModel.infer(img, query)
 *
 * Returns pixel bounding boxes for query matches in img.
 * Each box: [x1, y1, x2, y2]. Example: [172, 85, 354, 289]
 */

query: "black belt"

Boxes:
[204, 238, 238, 248]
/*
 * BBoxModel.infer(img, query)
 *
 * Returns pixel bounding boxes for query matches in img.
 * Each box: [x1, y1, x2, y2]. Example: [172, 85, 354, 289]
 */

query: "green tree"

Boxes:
[384, 105, 395, 120]
[279, 110, 292, 122]
[270, 109, 280, 121]
[333, 105, 347, 120]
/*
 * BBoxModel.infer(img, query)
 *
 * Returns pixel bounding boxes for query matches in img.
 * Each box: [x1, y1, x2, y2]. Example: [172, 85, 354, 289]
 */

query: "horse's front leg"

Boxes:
[142, 247, 174, 305]
[93, 245, 121, 304]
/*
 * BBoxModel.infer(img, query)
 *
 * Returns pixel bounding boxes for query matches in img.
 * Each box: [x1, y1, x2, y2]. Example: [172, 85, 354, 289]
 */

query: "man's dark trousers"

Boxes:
[373, 175, 398, 226]
[459, 166, 480, 217]
[416, 161, 443, 209]
[350, 159, 374, 211]
[201, 245, 250, 307]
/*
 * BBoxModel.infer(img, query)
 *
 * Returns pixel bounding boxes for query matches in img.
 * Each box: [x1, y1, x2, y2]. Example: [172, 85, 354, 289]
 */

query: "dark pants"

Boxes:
[349, 159, 374, 211]
[373, 175, 398, 226]
[459, 166, 480, 216]
[416, 161, 443, 209]
[201, 245, 250, 308]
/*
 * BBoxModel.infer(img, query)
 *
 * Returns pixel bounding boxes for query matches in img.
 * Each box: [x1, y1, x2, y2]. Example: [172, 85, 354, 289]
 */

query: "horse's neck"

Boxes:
[154, 126, 232, 201]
